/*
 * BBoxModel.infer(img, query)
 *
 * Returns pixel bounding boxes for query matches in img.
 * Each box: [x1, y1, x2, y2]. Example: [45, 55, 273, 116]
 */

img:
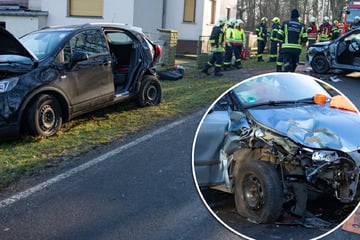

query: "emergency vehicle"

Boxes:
[341, 1, 360, 33]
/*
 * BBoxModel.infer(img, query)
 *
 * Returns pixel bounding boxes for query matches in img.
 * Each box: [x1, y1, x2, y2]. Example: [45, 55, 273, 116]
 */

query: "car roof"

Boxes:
[37, 22, 144, 34]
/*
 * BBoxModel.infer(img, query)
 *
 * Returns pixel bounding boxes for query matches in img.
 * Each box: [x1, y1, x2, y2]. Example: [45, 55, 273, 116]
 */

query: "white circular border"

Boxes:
[191, 72, 360, 240]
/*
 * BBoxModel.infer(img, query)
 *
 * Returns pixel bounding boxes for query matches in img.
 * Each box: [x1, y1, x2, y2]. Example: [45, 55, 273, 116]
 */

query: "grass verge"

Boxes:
[0, 74, 236, 191]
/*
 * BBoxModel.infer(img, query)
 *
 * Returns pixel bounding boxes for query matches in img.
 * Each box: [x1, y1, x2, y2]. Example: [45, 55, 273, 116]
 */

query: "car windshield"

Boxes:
[345, 9, 360, 23]
[232, 73, 331, 108]
[20, 30, 71, 60]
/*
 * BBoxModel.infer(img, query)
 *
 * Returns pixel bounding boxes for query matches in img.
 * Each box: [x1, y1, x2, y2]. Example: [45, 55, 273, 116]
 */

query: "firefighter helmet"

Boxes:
[261, 17, 268, 22]
[236, 19, 244, 25]
[310, 17, 316, 23]
[355, 16, 360, 21]
[228, 18, 237, 26]
[272, 17, 280, 24]
[218, 16, 227, 25]
[323, 16, 330, 22]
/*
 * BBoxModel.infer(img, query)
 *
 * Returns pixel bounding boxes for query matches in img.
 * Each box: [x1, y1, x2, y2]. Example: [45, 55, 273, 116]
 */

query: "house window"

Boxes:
[183, 0, 196, 22]
[210, 0, 216, 24]
[226, 7, 230, 21]
[69, 0, 103, 17]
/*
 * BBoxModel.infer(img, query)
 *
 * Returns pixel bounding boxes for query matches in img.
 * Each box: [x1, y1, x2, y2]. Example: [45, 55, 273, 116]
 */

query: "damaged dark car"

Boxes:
[308, 28, 360, 74]
[0, 23, 162, 140]
[193, 73, 360, 225]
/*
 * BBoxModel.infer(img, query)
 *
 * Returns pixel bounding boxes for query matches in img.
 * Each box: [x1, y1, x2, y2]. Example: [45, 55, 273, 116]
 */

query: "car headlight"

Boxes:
[312, 150, 338, 163]
[307, 47, 317, 56]
[0, 77, 19, 93]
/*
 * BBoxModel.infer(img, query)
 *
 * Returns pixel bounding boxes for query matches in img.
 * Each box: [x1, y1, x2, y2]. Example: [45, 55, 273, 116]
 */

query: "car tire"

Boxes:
[136, 75, 162, 107]
[234, 160, 283, 223]
[27, 94, 63, 137]
[311, 55, 330, 74]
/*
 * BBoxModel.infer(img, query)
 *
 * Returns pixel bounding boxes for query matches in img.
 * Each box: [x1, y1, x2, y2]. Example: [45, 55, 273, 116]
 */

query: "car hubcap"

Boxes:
[146, 85, 157, 101]
[40, 105, 56, 130]
[243, 175, 264, 210]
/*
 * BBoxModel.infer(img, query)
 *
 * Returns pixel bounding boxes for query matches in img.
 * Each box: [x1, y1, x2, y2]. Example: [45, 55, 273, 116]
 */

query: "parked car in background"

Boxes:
[0, 23, 162, 140]
[193, 73, 360, 224]
[308, 28, 360, 74]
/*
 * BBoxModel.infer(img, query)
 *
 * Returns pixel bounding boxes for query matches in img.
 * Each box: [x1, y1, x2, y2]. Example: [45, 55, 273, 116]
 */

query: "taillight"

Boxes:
[154, 44, 162, 62]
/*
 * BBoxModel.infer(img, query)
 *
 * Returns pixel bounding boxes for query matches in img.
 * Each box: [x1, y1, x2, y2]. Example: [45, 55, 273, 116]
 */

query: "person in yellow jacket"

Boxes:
[223, 18, 237, 71]
[232, 19, 246, 69]
[256, 17, 269, 62]
[269, 17, 281, 62]
[202, 16, 227, 76]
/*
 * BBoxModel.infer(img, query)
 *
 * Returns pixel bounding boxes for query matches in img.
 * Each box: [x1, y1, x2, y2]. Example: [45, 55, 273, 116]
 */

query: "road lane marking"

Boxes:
[0, 113, 200, 209]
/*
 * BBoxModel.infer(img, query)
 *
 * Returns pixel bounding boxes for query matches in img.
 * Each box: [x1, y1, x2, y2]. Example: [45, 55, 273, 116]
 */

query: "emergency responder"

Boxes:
[256, 17, 269, 62]
[318, 16, 332, 42]
[277, 9, 307, 72]
[202, 16, 227, 77]
[269, 17, 281, 62]
[232, 19, 246, 69]
[330, 19, 341, 40]
[350, 16, 360, 30]
[223, 18, 236, 71]
[307, 16, 318, 47]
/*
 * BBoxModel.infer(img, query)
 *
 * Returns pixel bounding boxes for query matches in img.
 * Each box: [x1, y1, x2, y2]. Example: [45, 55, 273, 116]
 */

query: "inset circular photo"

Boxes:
[192, 72, 360, 240]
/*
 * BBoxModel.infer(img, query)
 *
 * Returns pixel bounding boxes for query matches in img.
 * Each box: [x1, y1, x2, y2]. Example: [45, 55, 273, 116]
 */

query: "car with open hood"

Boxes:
[308, 28, 360, 74]
[0, 23, 162, 140]
[193, 72, 360, 224]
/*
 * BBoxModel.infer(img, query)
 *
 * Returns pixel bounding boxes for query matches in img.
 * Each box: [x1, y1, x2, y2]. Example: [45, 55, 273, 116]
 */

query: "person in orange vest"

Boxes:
[330, 19, 341, 40]
[307, 16, 318, 47]
[318, 16, 332, 42]
[232, 19, 246, 69]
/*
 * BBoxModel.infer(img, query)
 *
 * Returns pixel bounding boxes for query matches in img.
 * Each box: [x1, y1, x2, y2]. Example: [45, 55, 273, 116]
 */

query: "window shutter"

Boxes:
[70, 0, 103, 17]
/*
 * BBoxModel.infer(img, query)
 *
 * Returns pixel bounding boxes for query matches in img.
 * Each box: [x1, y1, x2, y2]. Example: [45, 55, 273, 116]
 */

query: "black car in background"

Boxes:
[308, 28, 360, 74]
[0, 23, 162, 140]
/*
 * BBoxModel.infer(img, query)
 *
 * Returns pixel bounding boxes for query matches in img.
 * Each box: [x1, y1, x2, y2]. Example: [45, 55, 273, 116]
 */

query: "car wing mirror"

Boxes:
[230, 111, 245, 122]
[69, 51, 89, 68]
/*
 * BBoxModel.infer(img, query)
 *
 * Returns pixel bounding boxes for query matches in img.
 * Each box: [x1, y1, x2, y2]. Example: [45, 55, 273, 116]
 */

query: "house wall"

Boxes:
[133, 0, 163, 35]
[39, 0, 134, 27]
[172, 0, 237, 54]
[0, 13, 47, 36]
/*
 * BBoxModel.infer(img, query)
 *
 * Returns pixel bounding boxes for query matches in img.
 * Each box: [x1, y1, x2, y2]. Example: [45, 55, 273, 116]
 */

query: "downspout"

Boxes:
[162, 0, 167, 28]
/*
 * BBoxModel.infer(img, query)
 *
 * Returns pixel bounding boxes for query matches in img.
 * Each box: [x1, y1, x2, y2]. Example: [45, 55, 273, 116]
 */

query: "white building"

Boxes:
[1, 0, 238, 54]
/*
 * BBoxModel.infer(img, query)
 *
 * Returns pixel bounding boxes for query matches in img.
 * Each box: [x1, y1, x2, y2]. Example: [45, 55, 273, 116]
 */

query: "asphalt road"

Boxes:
[0, 112, 241, 240]
[0, 67, 359, 240]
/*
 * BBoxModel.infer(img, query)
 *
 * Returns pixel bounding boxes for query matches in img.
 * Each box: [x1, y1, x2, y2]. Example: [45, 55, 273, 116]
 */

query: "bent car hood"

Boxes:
[311, 41, 330, 48]
[248, 104, 360, 152]
[0, 27, 36, 60]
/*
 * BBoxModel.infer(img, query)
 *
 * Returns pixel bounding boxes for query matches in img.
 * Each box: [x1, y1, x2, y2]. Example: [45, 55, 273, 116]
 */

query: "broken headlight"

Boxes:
[312, 150, 338, 163]
[0, 77, 19, 93]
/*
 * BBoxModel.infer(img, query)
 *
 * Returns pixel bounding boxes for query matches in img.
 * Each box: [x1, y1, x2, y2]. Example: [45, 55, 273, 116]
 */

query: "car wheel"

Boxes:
[234, 160, 283, 223]
[27, 94, 63, 137]
[311, 55, 330, 74]
[136, 75, 162, 107]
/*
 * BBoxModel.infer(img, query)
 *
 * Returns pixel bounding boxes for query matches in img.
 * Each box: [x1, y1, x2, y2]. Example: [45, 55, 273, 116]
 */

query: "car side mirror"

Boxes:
[69, 51, 88, 68]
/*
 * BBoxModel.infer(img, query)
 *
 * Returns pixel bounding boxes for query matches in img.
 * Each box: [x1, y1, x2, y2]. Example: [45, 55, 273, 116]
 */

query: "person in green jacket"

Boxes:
[232, 19, 246, 69]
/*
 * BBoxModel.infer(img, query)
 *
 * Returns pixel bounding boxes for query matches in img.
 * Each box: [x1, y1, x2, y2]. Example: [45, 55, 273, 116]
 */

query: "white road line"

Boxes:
[0, 114, 197, 209]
